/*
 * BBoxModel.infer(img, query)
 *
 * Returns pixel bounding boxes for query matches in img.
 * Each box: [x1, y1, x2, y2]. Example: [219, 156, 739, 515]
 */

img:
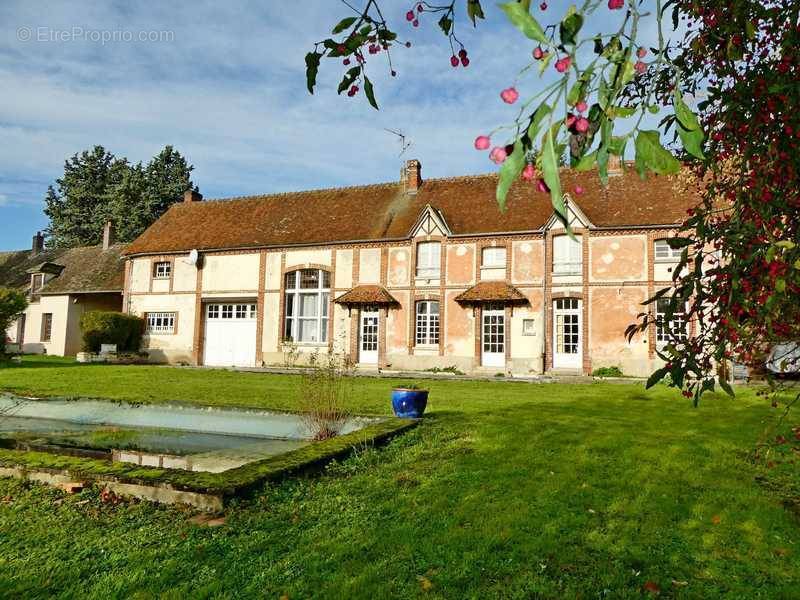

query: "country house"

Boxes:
[121, 159, 694, 376]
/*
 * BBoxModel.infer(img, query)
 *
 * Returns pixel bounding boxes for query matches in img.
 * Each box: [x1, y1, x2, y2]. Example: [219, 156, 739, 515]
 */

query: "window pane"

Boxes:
[322, 270, 331, 289]
[321, 293, 329, 317]
[285, 293, 294, 317]
[300, 269, 320, 288]
[429, 301, 440, 315]
[321, 318, 329, 343]
[299, 293, 318, 316]
[298, 319, 318, 342]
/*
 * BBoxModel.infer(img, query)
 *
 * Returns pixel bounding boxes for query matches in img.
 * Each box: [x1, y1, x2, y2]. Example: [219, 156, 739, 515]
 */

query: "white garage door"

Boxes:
[203, 303, 257, 367]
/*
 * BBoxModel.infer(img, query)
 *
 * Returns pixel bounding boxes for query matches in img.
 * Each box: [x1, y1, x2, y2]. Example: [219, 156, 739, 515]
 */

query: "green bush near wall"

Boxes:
[79, 311, 144, 353]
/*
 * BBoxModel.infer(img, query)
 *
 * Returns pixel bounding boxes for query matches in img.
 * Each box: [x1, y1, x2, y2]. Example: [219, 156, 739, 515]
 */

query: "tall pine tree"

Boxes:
[44, 145, 195, 247]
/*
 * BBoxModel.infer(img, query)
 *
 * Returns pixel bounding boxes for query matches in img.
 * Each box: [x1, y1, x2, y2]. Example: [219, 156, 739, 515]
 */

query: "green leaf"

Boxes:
[363, 76, 378, 110]
[573, 150, 596, 171]
[674, 89, 701, 131]
[538, 51, 553, 75]
[332, 16, 358, 34]
[718, 377, 735, 398]
[676, 124, 705, 159]
[526, 102, 552, 143]
[647, 104, 659, 114]
[559, 11, 583, 46]
[496, 141, 526, 211]
[467, 0, 486, 25]
[666, 237, 693, 249]
[438, 15, 453, 35]
[608, 136, 626, 156]
[776, 240, 796, 249]
[305, 52, 322, 94]
[608, 106, 636, 118]
[337, 66, 361, 95]
[634, 130, 681, 175]
[646, 366, 669, 389]
[542, 129, 569, 236]
[498, 1, 548, 44]
[776, 278, 786, 293]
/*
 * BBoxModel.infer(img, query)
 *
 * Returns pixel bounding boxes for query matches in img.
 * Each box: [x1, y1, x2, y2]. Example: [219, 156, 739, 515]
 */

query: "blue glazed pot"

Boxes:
[391, 388, 428, 418]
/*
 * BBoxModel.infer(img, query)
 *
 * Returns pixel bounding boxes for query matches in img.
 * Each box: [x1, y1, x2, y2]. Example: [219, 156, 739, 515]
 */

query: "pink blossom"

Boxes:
[575, 185, 584, 195]
[474, 135, 491, 151]
[489, 146, 508, 164]
[521, 164, 536, 181]
[500, 87, 520, 104]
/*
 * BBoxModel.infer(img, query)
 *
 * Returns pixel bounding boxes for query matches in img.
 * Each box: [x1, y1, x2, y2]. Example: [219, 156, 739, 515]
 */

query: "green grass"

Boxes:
[0, 355, 798, 598]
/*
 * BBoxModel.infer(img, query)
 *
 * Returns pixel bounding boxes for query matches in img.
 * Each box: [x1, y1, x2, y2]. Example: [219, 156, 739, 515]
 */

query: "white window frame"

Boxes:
[415, 300, 440, 346]
[416, 242, 441, 279]
[153, 261, 172, 279]
[146, 312, 176, 335]
[283, 269, 330, 344]
[553, 235, 582, 275]
[655, 298, 687, 347]
[654, 239, 682, 262]
[481, 246, 507, 268]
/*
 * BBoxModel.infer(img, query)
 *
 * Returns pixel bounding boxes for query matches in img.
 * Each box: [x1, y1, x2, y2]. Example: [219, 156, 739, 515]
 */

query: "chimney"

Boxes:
[403, 159, 422, 193]
[184, 188, 203, 203]
[608, 155, 623, 177]
[102, 220, 115, 251]
[31, 232, 44, 256]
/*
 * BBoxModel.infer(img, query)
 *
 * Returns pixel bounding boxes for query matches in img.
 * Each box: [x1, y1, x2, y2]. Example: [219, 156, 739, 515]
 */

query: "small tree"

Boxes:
[298, 347, 356, 440]
[0, 288, 28, 356]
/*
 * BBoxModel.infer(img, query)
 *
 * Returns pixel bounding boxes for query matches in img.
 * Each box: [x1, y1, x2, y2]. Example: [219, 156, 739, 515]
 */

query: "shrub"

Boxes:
[79, 311, 144, 354]
[592, 366, 624, 378]
[298, 350, 355, 441]
[394, 383, 422, 390]
[0, 288, 27, 356]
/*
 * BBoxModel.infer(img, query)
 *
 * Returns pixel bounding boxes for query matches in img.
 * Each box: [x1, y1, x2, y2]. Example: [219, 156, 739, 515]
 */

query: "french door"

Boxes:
[481, 304, 505, 368]
[553, 298, 582, 369]
[359, 307, 379, 364]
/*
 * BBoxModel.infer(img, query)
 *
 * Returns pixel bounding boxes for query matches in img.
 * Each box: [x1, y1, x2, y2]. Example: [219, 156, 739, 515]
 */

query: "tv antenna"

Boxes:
[384, 128, 413, 156]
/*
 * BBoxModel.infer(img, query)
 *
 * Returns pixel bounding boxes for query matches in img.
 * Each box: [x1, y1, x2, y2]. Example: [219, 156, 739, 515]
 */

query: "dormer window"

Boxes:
[481, 247, 506, 269]
[416, 242, 441, 279]
[553, 235, 582, 275]
[654, 239, 682, 262]
[31, 274, 44, 294]
[153, 261, 172, 279]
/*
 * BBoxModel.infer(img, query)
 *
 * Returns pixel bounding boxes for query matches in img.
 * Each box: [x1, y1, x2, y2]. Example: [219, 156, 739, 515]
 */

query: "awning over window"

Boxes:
[334, 285, 399, 307]
[454, 281, 528, 306]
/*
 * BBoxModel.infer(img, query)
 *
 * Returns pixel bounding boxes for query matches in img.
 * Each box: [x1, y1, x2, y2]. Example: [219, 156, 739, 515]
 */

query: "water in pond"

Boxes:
[0, 394, 379, 473]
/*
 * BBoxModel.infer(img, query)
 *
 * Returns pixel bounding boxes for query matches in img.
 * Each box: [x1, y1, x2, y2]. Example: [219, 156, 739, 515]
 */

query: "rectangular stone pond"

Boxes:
[0, 394, 381, 473]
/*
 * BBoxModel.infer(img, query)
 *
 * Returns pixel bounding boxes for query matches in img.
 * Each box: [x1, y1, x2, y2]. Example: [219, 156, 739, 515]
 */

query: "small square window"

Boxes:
[522, 318, 536, 336]
[153, 262, 172, 279]
[41, 313, 53, 342]
[208, 305, 219, 319]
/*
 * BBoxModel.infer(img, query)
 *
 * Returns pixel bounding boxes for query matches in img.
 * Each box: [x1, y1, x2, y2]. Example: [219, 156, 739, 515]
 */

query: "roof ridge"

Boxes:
[201, 179, 402, 205]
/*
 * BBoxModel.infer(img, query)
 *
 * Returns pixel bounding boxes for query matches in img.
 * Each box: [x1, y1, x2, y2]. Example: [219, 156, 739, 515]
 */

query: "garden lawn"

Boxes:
[0, 356, 798, 598]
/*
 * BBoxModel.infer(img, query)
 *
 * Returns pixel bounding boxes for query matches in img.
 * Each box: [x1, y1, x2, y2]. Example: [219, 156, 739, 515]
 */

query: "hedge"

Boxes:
[79, 311, 144, 354]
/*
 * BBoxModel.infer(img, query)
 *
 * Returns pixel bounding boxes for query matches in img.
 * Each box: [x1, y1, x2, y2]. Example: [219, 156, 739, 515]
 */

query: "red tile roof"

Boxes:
[334, 285, 399, 306]
[454, 281, 528, 305]
[124, 167, 695, 256]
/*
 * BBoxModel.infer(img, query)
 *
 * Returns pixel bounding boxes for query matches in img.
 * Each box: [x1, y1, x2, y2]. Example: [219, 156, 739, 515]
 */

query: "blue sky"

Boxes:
[0, 1, 665, 251]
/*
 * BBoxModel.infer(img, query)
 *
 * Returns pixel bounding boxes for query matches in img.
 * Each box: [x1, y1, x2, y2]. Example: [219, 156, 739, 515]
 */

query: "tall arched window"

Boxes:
[284, 269, 330, 343]
[415, 300, 440, 346]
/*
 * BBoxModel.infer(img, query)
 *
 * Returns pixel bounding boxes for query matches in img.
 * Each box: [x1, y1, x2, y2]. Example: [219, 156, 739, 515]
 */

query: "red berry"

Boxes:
[533, 47, 544, 60]
[634, 61, 647, 74]
[343, 58, 351, 65]
[540, 2, 547, 9]
[450, 55, 459, 67]
[405, 41, 412, 48]
[391, 70, 397, 77]
[461, 56, 470, 67]
[608, 0, 624, 9]
[406, 10, 415, 21]
[412, 19, 419, 27]
[637, 47, 647, 58]
[458, 48, 468, 59]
